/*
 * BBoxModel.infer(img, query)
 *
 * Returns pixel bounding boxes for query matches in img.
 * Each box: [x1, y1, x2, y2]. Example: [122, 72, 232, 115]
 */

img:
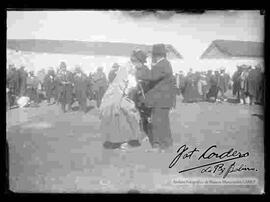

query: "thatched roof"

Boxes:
[200, 40, 263, 59]
[7, 39, 183, 59]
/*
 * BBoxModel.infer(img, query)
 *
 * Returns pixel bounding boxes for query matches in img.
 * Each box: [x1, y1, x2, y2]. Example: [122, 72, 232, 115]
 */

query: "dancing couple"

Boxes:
[99, 44, 175, 152]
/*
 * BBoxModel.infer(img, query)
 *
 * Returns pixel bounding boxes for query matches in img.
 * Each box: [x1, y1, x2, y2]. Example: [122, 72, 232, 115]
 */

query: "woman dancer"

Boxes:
[99, 61, 142, 150]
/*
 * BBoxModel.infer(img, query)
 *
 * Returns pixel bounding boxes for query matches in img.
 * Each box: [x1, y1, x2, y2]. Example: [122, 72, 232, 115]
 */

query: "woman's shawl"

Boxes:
[99, 63, 139, 121]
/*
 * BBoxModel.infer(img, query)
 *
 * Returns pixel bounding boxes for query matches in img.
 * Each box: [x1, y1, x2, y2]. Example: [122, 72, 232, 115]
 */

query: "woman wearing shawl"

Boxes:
[99, 60, 143, 150]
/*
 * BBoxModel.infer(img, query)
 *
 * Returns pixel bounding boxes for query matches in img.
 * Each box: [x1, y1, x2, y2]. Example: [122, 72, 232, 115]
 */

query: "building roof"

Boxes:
[7, 39, 183, 59]
[200, 40, 263, 59]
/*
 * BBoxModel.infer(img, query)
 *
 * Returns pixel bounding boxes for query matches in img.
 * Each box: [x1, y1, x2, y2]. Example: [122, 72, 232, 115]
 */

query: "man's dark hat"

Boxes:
[152, 44, 167, 57]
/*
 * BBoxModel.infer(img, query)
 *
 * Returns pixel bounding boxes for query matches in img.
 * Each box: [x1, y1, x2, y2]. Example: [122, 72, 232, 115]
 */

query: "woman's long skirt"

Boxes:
[100, 107, 141, 144]
[151, 108, 173, 149]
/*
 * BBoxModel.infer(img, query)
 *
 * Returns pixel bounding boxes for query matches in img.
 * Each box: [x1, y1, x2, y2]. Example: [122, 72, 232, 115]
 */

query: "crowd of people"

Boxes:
[6, 62, 109, 112]
[6, 44, 264, 152]
[174, 64, 264, 105]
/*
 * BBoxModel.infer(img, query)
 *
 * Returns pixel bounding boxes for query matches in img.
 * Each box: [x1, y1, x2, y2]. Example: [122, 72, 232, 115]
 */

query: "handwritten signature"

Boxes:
[169, 145, 257, 178]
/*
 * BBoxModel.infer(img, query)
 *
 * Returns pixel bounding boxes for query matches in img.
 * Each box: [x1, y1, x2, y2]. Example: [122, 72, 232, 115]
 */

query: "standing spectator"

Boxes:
[92, 67, 108, 108]
[44, 68, 56, 104]
[246, 66, 258, 105]
[73, 66, 88, 113]
[254, 64, 263, 105]
[198, 73, 208, 101]
[7, 64, 19, 107]
[232, 66, 243, 100]
[86, 72, 95, 101]
[18, 66, 28, 96]
[239, 65, 250, 104]
[26, 71, 39, 105]
[206, 70, 219, 102]
[218, 68, 228, 100]
[108, 63, 120, 84]
[182, 72, 200, 103]
[55, 62, 74, 112]
[177, 70, 186, 95]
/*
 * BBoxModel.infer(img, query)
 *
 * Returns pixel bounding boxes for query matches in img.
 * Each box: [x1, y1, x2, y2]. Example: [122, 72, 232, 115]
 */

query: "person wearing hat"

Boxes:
[108, 63, 120, 84]
[217, 67, 229, 100]
[142, 44, 175, 151]
[206, 70, 219, 102]
[92, 66, 108, 108]
[239, 65, 250, 104]
[253, 64, 263, 104]
[18, 66, 28, 97]
[246, 65, 259, 105]
[7, 64, 20, 108]
[44, 68, 57, 105]
[129, 49, 153, 145]
[55, 62, 74, 112]
[26, 71, 40, 106]
[177, 70, 186, 95]
[232, 65, 244, 100]
[73, 65, 88, 112]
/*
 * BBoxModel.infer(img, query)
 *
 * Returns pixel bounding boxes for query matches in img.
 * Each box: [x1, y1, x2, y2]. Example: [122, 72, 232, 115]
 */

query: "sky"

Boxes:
[7, 10, 264, 74]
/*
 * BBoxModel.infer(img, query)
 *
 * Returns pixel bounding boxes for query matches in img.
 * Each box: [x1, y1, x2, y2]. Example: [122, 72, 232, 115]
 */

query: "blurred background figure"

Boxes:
[6, 64, 20, 109]
[239, 65, 250, 104]
[55, 62, 74, 112]
[206, 70, 219, 102]
[26, 70, 40, 106]
[108, 63, 120, 84]
[232, 65, 243, 101]
[217, 68, 229, 100]
[92, 66, 108, 108]
[44, 68, 57, 105]
[18, 66, 27, 97]
[73, 65, 88, 113]
[254, 63, 264, 105]
[197, 72, 208, 101]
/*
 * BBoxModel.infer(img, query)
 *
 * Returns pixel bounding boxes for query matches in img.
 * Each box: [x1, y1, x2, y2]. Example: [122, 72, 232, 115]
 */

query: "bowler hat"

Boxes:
[152, 44, 167, 57]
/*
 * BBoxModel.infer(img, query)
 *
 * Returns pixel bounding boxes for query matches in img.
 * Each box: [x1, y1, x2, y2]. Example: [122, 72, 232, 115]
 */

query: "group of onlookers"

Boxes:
[174, 64, 264, 105]
[6, 62, 109, 111]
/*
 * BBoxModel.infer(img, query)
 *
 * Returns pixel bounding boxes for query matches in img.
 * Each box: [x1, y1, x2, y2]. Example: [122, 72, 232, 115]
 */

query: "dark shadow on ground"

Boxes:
[85, 106, 95, 113]
[72, 106, 80, 111]
[226, 98, 240, 104]
[71, 105, 95, 113]
[252, 114, 264, 121]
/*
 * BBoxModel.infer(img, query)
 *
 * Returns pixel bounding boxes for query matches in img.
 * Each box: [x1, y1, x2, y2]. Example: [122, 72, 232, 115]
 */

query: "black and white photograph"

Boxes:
[6, 10, 265, 194]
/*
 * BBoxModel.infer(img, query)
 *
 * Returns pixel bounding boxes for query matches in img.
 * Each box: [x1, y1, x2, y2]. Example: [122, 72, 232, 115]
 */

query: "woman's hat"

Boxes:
[152, 44, 167, 57]
[131, 49, 147, 63]
[112, 63, 120, 69]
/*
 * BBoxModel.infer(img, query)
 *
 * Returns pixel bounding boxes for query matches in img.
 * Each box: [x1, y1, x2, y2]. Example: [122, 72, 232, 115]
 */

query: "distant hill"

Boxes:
[7, 39, 183, 59]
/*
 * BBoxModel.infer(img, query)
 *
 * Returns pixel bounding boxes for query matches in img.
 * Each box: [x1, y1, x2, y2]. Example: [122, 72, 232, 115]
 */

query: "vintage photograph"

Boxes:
[6, 10, 264, 194]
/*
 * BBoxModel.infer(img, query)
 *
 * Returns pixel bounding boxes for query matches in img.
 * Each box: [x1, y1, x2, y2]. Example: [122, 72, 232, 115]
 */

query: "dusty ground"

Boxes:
[6, 92, 264, 194]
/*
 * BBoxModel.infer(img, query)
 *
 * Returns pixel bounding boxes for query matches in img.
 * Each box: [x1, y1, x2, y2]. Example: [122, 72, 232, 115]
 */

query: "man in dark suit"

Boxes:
[73, 66, 88, 113]
[55, 62, 74, 112]
[44, 68, 56, 104]
[18, 66, 28, 97]
[143, 44, 175, 151]
[92, 67, 108, 108]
